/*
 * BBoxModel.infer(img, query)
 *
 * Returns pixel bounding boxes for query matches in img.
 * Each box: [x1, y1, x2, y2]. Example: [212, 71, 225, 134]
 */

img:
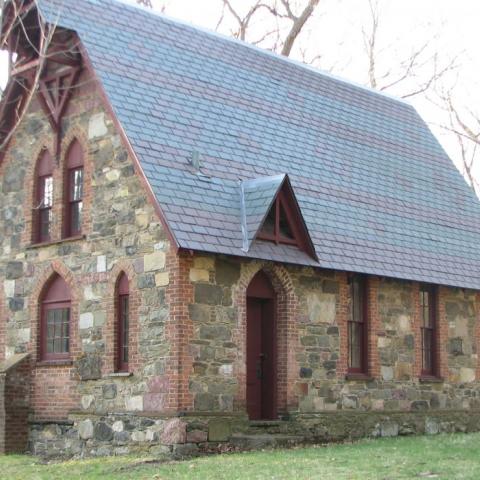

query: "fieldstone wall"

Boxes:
[0, 67, 173, 421]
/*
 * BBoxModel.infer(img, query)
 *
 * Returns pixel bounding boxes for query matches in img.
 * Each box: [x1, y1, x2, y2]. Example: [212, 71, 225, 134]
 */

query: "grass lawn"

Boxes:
[2, 433, 480, 480]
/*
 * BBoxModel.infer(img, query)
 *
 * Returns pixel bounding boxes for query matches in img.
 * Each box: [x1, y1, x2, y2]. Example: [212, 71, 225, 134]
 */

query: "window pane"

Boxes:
[44, 307, 70, 355]
[70, 168, 84, 201]
[118, 295, 129, 367]
[262, 206, 275, 236]
[70, 201, 83, 234]
[422, 328, 433, 373]
[41, 176, 53, 207]
[351, 277, 364, 324]
[278, 203, 294, 240]
[348, 322, 363, 369]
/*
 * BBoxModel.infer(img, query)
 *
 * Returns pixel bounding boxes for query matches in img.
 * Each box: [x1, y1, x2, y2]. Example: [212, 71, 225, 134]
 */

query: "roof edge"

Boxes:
[116, 0, 410, 106]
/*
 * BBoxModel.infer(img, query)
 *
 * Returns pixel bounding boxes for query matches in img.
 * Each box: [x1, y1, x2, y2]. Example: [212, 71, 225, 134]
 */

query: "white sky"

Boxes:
[2, 0, 479, 182]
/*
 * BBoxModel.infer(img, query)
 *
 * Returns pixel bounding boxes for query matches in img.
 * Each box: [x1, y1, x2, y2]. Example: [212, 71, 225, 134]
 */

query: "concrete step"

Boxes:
[230, 433, 305, 450]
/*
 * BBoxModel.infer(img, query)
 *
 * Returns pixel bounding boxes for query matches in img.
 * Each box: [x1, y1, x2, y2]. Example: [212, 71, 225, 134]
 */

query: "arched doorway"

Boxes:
[246, 270, 277, 420]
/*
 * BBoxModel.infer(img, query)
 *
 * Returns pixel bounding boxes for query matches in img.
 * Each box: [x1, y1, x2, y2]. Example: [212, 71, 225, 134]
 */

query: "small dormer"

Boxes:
[240, 174, 317, 260]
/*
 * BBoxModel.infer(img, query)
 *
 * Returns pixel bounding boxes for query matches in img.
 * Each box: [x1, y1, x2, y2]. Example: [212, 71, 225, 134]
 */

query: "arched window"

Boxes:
[40, 275, 71, 361]
[64, 139, 84, 238]
[116, 273, 130, 372]
[35, 149, 54, 243]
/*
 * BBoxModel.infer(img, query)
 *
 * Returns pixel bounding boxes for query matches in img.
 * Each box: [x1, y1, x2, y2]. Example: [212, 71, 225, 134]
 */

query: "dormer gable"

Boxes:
[240, 174, 317, 261]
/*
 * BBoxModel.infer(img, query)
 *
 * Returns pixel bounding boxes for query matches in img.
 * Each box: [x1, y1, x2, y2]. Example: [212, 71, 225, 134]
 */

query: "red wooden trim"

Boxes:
[419, 284, 438, 378]
[77, 40, 180, 252]
[256, 176, 317, 260]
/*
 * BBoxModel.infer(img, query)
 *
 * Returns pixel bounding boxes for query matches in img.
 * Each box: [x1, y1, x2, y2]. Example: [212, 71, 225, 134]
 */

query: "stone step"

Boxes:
[246, 420, 295, 435]
[230, 433, 305, 450]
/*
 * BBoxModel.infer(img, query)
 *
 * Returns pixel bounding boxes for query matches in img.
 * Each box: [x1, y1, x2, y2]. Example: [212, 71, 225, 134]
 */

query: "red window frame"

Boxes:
[35, 150, 54, 244]
[116, 274, 130, 372]
[257, 192, 300, 247]
[39, 275, 71, 362]
[348, 274, 368, 375]
[66, 166, 83, 237]
[36, 174, 53, 243]
[420, 284, 437, 377]
[64, 140, 84, 238]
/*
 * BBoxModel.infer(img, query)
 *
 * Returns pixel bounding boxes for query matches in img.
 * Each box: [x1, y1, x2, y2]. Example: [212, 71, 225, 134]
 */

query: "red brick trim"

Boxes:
[367, 276, 381, 379]
[59, 128, 93, 238]
[28, 260, 81, 420]
[436, 286, 448, 380]
[411, 282, 422, 379]
[337, 271, 349, 378]
[232, 261, 299, 415]
[162, 250, 194, 413]
[104, 261, 140, 375]
[0, 286, 6, 361]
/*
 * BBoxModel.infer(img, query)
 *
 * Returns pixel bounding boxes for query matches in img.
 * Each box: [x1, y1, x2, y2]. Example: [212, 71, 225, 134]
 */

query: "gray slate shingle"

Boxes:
[37, 0, 480, 289]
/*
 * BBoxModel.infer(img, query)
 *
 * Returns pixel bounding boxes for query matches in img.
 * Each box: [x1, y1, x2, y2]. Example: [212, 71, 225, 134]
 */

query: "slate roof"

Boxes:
[35, 0, 480, 289]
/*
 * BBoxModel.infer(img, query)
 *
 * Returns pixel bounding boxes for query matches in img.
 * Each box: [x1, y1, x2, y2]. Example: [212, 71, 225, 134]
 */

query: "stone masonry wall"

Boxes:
[185, 254, 480, 416]
[0, 66, 174, 422]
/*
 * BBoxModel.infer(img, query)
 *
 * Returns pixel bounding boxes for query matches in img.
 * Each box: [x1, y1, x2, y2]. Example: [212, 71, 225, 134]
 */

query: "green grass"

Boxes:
[2, 433, 480, 479]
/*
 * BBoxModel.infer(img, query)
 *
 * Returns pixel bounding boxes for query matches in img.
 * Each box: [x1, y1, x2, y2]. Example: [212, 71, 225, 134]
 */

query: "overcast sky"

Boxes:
[2, 0, 479, 182]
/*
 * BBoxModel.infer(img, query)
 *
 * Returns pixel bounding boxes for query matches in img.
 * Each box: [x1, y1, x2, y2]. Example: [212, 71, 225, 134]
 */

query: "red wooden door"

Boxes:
[246, 271, 276, 420]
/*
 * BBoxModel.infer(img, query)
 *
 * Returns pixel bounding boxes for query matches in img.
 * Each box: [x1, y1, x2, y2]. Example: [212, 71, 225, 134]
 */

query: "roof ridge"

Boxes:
[113, 0, 409, 106]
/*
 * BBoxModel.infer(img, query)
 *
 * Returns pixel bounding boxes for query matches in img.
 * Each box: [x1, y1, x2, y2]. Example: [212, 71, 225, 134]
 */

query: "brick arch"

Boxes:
[104, 260, 140, 374]
[232, 261, 300, 415]
[22, 139, 56, 245]
[60, 127, 93, 237]
[28, 260, 81, 420]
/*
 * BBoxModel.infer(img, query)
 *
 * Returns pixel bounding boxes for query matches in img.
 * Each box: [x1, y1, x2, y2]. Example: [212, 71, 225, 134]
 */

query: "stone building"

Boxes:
[1, 0, 480, 458]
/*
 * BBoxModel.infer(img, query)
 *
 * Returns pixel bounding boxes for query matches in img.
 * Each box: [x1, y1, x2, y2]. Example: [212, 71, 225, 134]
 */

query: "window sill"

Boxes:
[104, 372, 133, 378]
[419, 376, 444, 383]
[345, 373, 373, 381]
[36, 359, 73, 367]
[27, 235, 86, 249]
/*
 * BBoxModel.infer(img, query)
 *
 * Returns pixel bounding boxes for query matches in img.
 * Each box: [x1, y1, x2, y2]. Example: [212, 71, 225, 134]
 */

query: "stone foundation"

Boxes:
[27, 410, 480, 458]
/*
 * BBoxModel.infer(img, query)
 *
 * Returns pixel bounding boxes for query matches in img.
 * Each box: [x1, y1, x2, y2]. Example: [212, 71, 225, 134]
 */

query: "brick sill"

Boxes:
[27, 235, 86, 249]
[419, 376, 444, 383]
[35, 360, 73, 367]
[345, 373, 373, 381]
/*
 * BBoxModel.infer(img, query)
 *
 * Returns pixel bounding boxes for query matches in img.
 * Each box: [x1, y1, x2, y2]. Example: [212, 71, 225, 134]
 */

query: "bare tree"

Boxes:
[362, 0, 457, 99]
[0, 0, 57, 153]
[136, 0, 153, 7]
[434, 88, 480, 195]
[217, 0, 320, 57]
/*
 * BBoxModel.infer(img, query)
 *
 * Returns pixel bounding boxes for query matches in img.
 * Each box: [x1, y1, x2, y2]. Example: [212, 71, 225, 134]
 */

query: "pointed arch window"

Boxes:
[116, 273, 130, 372]
[35, 149, 54, 243]
[40, 275, 71, 361]
[64, 139, 84, 237]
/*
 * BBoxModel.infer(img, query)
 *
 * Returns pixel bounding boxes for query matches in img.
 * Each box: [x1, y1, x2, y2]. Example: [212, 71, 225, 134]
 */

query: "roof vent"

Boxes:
[190, 150, 201, 171]
[189, 150, 211, 180]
